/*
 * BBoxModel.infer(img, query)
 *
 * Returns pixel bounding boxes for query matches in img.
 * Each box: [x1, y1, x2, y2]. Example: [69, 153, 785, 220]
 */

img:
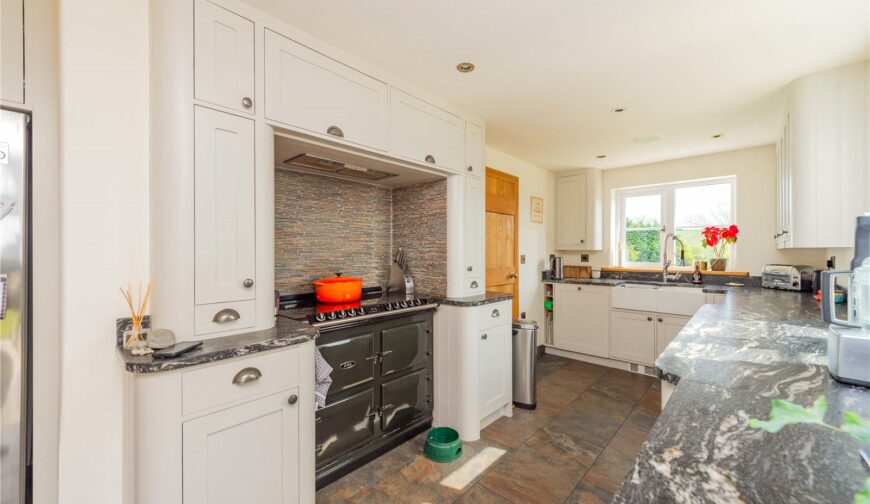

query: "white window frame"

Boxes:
[613, 176, 737, 269]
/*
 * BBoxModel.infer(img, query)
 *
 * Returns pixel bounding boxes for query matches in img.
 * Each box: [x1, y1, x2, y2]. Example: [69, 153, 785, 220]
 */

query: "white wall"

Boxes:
[560, 145, 827, 274]
[485, 147, 555, 343]
[57, 1, 149, 502]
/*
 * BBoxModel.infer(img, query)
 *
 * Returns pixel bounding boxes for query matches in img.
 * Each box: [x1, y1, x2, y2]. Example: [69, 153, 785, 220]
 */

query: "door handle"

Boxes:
[232, 367, 262, 385]
[380, 404, 395, 413]
[213, 308, 240, 323]
[508, 272, 518, 279]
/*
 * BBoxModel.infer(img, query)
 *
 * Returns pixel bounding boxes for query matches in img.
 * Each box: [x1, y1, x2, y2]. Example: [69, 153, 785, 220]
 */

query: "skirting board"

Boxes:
[544, 346, 633, 371]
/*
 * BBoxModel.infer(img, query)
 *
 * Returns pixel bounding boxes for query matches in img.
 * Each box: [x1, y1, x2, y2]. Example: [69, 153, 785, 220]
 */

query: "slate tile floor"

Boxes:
[316, 354, 660, 504]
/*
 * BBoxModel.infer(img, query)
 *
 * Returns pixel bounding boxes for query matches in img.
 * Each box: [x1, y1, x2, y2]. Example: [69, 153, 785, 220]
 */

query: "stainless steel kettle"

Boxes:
[550, 256, 564, 280]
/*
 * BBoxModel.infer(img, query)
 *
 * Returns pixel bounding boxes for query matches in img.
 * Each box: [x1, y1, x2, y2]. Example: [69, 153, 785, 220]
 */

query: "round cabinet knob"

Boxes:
[467, 166, 473, 172]
[287, 395, 298, 405]
[580, 239, 585, 243]
[471, 281, 479, 288]
[481, 334, 488, 340]
[243, 278, 254, 288]
[467, 266, 473, 272]
[647, 316, 653, 322]
[242, 97, 253, 108]
[657, 317, 663, 322]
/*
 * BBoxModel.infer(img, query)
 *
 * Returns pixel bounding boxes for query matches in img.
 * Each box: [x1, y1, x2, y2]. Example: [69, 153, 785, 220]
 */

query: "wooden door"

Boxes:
[485, 168, 519, 318]
[183, 389, 300, 504]
[610, 310, 656, 365]
[194, 106, 256, 305]
[553, 284, 609, 357]
[194, 0, 255, 114]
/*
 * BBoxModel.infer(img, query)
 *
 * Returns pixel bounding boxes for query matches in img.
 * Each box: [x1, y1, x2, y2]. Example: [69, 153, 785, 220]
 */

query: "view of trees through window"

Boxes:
[620, 180, 734, 267]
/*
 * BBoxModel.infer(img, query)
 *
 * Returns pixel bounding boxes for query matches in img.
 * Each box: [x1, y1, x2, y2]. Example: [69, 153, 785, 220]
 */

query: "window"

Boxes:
[615, 178, 735, 269]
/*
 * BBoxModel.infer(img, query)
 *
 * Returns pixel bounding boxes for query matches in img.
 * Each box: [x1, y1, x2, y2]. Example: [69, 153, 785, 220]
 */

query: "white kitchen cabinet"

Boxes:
[655, 314, 690, 360]
[264, 29, 389, 151]
[610, 310, 656, 366]
[1, 0, 24, 103]
[465, 121, 485, 178]
[553, 283, 609, 357]
[194, 106, 256, 315]
[478, 324, 511, 420]
[555, 169, 603, 250]
[194, 0, 255, 114]
[464, 176, 485, 279]
[183, 389, 301, 504]
[777, 61, 869, 248]
[391, 88, 464, 172]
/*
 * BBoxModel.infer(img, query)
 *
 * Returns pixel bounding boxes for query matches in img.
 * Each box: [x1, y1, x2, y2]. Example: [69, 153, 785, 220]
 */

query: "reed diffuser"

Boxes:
[120, 281, 153, 353]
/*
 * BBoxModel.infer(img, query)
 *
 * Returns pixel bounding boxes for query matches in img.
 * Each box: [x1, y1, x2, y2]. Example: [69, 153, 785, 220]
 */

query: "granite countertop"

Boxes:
[613, 286, 870, 503]
[543, 277, 729, 294]
[118, 316, 317, 373]
[430, 291, 514, 307]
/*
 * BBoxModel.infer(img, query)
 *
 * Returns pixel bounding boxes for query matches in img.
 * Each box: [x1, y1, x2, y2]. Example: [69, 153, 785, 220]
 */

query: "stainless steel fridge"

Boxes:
[0, 108, 31, 504]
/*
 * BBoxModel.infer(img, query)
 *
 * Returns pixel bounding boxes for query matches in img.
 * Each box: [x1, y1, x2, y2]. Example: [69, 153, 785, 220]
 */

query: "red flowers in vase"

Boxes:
[701, 225, 739, 262]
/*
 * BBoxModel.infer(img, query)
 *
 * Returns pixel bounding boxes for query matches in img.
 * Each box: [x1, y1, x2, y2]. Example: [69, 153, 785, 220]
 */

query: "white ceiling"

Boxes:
[247, 0, 869, 170]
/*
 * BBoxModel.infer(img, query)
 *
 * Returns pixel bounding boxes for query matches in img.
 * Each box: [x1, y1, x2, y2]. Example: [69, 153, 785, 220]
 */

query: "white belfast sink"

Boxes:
[611, 283, 706, 316]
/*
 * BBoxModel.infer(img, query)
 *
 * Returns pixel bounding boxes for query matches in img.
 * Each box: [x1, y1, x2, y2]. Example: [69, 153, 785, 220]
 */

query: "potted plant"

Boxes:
[701, 225, 739, 271]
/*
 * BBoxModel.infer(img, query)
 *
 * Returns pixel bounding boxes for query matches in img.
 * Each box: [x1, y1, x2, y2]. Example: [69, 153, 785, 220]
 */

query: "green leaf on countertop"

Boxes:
[843, 411, 870, 443]
[748, 396, 827, 433]
[855, 478, 870, 504]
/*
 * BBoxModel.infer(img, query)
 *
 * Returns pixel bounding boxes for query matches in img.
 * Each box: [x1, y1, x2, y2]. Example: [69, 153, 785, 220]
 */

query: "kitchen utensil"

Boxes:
[313, 275, 363, 303]
[550, 256, 564, 280]
[387, 247, 414, 295]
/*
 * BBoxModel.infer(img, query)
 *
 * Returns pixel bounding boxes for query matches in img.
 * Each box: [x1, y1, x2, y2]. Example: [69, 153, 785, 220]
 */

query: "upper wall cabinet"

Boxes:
[194, 0, 255, 114]
[555, 169, 603, 250]
[777, 61, 869, 248]
[264, 29, 389, 151]
[1, 0, 24, 103]
[465, 121, 485, 178]
[391, 88, 464, 172]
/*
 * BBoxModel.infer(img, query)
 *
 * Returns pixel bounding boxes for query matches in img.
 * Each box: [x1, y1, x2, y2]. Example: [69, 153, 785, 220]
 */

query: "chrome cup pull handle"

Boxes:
[424, 154, 436, 164]
[232, 367, 262, 385]
[326, 125, 344, 138]
[491, 309, 500, 318]
[213, 308, 240, 324]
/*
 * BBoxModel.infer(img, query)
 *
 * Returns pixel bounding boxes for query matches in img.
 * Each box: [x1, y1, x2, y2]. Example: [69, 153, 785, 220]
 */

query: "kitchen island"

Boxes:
[613, 287, 870, 503]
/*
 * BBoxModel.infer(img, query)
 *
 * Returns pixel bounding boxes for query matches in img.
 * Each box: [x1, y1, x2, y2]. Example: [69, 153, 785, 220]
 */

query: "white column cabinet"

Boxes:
[464, 176, 485, 281]
[610, 310, 656, 366]
[555, 169, 603, 250]
[263, 29, 389, 151]
[194, 0, 255, 114]
[478, 323, 511, 420]
[194, 106, 256, 335]
[183, 390, 301, 504]
[390, 88, 464, 172]
[655, 314, 691, 359]
[0, 0, 24, 103]
[552, 283, 610, 357]
[465, 121, 485, 178]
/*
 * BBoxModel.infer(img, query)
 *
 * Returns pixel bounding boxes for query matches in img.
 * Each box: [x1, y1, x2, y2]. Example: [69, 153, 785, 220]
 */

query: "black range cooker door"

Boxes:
[380, 320, 430, 377]
[315, 388, 377, 467]
[317, 329, 377, 398]
[380, 368, 431, 433]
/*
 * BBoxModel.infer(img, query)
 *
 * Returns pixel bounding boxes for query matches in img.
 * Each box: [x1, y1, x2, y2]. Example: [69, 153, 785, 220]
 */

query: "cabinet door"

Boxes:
[391, 88, 464, 171]
[264, 29, 389, 151]
[655, 314, 690, 359]
[464, 176, 485, 279]
[381, 369, 430, 432]
[552, 284, 609, 358]
[1, 0, 24, 103]
[555, 174, 587, 249]
[478, 324, 511, 419]
[194, 0, 255, 114]
[315, 388, 376, 467]
[465, 121, 485, 178]
[183, 390, 300, 504]
[610, 310, 656, 366]
[194, 106, 256, 305]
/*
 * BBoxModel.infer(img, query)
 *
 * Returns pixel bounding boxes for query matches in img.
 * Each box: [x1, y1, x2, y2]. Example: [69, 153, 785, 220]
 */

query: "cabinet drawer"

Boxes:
[478, 301, 511, 330]
[463, 277, 485, 296]
[194, 300, 256, 336]
[182, 348, 300, 416]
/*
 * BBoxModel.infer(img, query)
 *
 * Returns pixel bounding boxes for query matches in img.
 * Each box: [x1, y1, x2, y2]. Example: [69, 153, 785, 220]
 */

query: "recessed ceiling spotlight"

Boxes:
[456, 62, 475, 73]
[610, 107, 626, 113]
[596, 154, 607, 159]
[712, 133, 724, 139]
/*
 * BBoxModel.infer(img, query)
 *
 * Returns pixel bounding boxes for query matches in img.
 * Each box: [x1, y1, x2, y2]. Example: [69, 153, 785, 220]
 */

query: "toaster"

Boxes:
[761, 264, 814, 292]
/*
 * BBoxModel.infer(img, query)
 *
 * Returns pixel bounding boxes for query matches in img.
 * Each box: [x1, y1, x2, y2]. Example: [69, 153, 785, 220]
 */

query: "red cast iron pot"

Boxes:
[313, 275, 363, 303]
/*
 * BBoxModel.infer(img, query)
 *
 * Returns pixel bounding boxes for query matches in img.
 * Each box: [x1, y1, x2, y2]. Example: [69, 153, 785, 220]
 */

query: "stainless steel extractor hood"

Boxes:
[284, 153, 397, 181]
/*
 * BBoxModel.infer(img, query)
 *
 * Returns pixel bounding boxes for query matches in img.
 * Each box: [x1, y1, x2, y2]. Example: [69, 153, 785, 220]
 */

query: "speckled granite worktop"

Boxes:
[118, 316, 317, 373]
[544, 277, 729, 294]
[429, 291, 513, 307]
[613, 287, 870, 503]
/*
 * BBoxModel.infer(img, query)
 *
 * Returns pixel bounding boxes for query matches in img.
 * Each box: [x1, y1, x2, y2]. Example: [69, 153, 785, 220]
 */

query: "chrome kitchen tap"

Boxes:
[662, 233, 687, 283]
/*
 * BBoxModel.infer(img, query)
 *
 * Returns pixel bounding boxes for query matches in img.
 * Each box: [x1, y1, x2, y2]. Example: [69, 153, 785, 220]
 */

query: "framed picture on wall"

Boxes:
[531, 196, 544, 223]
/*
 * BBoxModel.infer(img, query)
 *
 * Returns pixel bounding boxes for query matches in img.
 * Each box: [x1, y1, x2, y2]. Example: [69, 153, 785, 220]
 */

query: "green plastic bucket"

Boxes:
[424, 427, 462, 463]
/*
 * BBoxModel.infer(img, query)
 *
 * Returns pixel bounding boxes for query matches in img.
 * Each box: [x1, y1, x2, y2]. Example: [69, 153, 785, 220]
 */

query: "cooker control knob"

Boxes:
[384, 304, 393, 311]
[357, 306, 366, 315]
[314, 313, 326, 322]
[395, 302, 403, 309]
[416, 299, 424, 306]
[327, 312, 337, 320]
[338, 310, 347, 318]
[348, 308, 357, 316]
[400, 301, 409, 308]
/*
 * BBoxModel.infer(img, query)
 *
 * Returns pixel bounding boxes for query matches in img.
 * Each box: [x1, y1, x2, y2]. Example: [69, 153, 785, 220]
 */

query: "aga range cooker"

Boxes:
[278, 288, 438, 488]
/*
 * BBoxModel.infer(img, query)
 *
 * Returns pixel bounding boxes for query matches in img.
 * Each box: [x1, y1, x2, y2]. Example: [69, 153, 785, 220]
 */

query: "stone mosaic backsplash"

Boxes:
[275, 170, 446, 295]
